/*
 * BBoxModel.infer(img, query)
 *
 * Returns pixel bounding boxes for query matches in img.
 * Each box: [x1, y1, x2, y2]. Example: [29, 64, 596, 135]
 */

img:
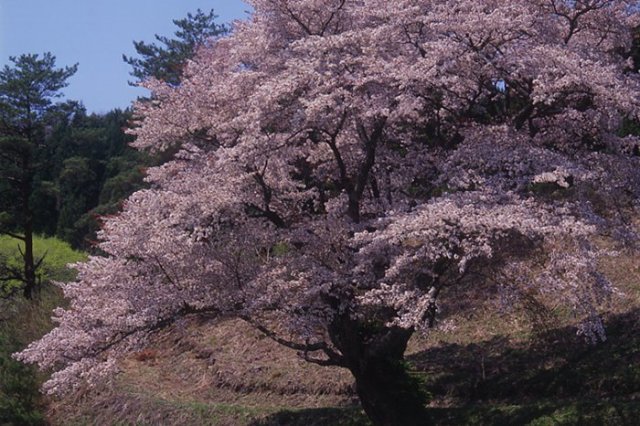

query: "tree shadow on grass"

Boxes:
[428, 400, 640, 426]
[410, 309, 640, 402]
[412, 308, 640, 425]
[250, 406, 370, 426]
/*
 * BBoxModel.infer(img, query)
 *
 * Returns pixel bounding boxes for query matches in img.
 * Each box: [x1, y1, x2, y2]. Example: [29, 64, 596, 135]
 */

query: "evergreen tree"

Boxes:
[123, 9, 229, 85]
[0, 53, 77, 299]
[56, 157, 97, 243]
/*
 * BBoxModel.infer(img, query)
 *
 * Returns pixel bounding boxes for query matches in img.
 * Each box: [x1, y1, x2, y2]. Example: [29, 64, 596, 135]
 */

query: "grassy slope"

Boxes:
[0, 235, 87, 291]
[49, 318, 360, 425]
[45, 243, 640, 425]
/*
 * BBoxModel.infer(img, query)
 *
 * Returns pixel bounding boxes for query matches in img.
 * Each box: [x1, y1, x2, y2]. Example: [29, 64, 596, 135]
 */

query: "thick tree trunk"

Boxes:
[330, 317, 429, 426]
[352, 355, 429, 426]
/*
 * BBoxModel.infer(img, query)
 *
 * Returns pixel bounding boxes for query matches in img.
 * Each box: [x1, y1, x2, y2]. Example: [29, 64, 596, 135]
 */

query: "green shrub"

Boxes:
[0, 334, 45, 426]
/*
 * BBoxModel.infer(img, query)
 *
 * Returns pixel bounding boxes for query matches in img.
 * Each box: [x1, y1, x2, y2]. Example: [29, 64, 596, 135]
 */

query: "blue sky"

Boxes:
[1, 1, 250, 113]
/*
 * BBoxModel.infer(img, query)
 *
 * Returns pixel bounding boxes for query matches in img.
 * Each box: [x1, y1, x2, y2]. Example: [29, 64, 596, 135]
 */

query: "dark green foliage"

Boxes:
[56, 157, 98, 242]
[30, 181, 59, 236]
[99, 155, 147, 206]
[0, 53, 77, 128]
[123, 9, 229, 85]
[0, 333, 44, 426]
[1, 12, 230, 253]
[32, 106, 150, 250]
[67, 154, 147, 251]
[0, 56, 153, 253]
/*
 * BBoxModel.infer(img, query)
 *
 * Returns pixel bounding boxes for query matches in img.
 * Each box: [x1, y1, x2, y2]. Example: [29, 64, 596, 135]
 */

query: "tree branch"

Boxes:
[241, 315, 345, 366]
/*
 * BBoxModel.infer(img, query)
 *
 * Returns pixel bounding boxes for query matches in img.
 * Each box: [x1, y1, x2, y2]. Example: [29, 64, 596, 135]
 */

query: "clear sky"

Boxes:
[0, 1, 250, 113]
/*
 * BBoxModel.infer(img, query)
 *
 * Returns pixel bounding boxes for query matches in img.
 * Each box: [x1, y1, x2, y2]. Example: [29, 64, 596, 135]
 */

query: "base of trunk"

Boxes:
[354, 357, 429, 426]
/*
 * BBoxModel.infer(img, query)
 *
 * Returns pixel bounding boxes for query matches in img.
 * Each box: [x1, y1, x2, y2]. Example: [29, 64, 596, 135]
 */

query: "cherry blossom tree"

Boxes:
[17, 1, 640, 424]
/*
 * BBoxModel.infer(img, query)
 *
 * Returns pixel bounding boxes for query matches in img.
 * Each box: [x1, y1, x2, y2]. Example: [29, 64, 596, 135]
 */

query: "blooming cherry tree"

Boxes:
[18, 1, 640, 424]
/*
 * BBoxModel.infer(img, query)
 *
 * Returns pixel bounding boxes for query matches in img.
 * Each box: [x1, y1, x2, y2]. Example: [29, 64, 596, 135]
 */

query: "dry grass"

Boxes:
[48, 318, 357, 425]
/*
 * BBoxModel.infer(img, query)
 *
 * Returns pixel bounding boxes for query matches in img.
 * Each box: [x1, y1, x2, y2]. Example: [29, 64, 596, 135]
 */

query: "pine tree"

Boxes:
[0, 53, 77, 299]
[123, 9, 228, 86]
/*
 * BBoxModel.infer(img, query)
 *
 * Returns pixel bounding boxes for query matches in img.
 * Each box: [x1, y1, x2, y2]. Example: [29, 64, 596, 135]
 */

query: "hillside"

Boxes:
[41, 243, 640, 425]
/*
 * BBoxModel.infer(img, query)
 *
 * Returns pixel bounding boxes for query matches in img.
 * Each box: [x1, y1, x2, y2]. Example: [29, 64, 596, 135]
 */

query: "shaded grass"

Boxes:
[428, 399, 640, 426]
[252, 407, 371, 426]
[59, 391, 275, 426]
[53, 385, 365, 426]
[406, 308, 640, 425]
[0, 285, 64, 426]
[48, 317, 355, 425]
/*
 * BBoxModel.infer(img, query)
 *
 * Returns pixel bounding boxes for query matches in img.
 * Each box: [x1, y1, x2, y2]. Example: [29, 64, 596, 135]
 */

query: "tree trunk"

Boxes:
[22, 226, 36, 300]
[330, 317, 429, 426]
[21, 151, 36, 300]
[352, 355, 429, 426]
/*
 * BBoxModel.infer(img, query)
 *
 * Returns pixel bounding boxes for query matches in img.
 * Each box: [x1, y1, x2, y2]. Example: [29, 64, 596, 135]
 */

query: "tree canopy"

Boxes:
[0, 53, 77, 128]
[18, 1, 640, 424]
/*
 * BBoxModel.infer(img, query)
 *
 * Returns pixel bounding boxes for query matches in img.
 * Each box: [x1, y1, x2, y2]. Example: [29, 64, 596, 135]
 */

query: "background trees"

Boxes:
[46, 107, 145, 250]
[23, 7, 231, 248]
[17, 1, 640, 425]
[0, 8, 230, 292]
